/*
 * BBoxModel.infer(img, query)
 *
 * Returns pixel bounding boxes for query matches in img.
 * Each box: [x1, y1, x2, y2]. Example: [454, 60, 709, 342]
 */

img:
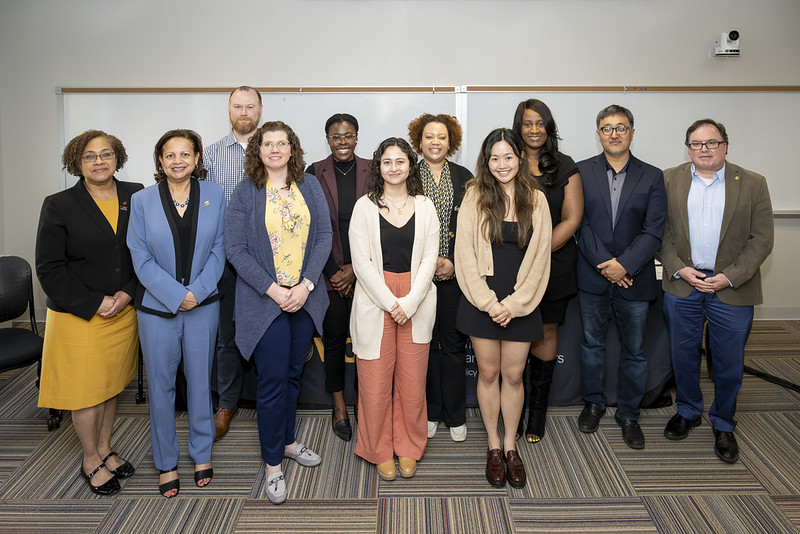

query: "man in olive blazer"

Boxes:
[659, 119, 773, 464]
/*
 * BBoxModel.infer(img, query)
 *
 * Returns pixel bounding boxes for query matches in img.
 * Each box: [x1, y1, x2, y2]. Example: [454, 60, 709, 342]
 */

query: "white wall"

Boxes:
[2, 0, 799, 317]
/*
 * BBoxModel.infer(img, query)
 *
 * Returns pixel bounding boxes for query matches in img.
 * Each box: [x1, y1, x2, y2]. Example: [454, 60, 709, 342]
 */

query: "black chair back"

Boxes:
[0, 256, 38, 332]
[0, 256, 42, 373]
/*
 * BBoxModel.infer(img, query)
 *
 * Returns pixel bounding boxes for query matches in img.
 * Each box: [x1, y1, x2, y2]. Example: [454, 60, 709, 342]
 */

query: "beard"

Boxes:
[232, 117, 257, 136]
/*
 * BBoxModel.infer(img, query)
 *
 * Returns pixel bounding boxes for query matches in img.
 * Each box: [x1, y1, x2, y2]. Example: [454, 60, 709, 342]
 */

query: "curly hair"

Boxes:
[244, 121, 306, 190]
[62, 130, 128, 177]
[512, 99, 562, 188]
[467, 128, 539, 248]
[407, 113, 463, 157]
[153, 129, 207, 183]
[367, 138, 422, 209]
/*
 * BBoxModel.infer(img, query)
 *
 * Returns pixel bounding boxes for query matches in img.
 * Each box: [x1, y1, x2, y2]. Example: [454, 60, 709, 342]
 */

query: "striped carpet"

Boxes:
[0, 320, 798, 532]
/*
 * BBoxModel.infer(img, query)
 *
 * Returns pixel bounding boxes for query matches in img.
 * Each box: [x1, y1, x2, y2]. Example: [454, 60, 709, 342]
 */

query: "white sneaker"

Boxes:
[266, 471, 286, 504]
[427, 421, 438, 438]
[449, 424, 467, 442]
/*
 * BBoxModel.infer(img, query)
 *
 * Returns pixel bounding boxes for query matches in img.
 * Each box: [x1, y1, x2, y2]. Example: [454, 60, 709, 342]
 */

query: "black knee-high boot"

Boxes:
[515, 357, 531, 440]
[525, 358, 557, 443]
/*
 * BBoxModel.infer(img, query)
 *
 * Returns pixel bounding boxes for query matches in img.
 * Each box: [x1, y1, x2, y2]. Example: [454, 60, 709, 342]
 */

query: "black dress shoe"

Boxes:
[713, 429, 739, 464]
[102, 451, 135, 479]
[80, 463, 120, 496]
[663, 414, 701, 441]
[332, 409, 352, 442]
[615, 415, 645, 449]
[578, 403, 606, 433]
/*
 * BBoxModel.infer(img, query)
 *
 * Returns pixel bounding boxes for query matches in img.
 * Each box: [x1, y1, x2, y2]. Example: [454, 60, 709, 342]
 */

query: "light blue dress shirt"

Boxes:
[687, 163, 726, 271]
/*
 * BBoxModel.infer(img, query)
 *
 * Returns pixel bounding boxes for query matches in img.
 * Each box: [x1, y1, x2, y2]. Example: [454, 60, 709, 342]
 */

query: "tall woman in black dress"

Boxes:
[455, 128, 551, 489]
[512, 99, 584, 443]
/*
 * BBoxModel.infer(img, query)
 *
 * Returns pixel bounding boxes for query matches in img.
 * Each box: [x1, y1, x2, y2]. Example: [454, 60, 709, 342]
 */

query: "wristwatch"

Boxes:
[302, 278, 315, 292]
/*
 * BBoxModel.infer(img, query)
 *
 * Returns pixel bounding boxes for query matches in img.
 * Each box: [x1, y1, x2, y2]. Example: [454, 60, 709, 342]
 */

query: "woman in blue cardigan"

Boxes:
[224, 121, 332, 505]
[127, 129, 226, 497]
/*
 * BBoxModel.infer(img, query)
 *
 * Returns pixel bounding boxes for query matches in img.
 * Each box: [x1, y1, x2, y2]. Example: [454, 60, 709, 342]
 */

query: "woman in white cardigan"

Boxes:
[349, 137, 439, 481]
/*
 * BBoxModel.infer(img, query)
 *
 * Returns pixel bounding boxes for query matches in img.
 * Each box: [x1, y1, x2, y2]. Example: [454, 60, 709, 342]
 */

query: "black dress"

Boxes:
[538, 152, 579, 324]
[456, 221, 543, 342]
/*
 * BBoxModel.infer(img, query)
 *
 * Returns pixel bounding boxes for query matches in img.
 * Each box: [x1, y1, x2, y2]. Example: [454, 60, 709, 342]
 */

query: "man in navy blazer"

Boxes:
[575, 105, 667, 449]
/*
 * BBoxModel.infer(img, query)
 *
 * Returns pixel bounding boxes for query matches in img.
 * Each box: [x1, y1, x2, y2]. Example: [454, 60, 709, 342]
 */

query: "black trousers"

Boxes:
[426, 278, 468, 427]
[322, 289, 354, 393]
[216, 261, 246, 408]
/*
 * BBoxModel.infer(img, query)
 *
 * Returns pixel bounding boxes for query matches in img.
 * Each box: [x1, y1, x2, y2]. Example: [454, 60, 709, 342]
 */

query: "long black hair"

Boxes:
[512, 99, 562, 187]
[467, 128, 539, 248]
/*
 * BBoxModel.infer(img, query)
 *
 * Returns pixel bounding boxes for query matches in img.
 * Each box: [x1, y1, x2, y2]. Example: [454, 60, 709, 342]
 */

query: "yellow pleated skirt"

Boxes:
[38, 305, 138, 410]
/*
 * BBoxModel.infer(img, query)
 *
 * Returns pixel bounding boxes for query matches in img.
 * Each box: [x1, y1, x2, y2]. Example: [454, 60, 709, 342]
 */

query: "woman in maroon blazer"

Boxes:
[306, 113, 369, 441]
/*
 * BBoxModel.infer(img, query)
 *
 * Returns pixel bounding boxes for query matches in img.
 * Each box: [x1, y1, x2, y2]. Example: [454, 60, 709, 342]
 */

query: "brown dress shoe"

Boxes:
[214, 407, 238, 440]
[485, 448, 505, 488]
[398, 456, 417, 478]
[505, 450, 526, 488]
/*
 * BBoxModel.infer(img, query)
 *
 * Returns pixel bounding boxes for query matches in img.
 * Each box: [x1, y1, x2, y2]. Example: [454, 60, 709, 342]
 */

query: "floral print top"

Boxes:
[265, 180, 310, 287]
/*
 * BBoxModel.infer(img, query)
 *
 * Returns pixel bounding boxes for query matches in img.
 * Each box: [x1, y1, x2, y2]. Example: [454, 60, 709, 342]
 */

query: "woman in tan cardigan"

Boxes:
[454, 128, 551, 489]
[349, 138, 439, 482]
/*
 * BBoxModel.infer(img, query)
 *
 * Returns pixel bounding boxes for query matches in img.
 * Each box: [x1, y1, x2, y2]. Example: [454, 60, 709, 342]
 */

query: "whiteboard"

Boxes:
[464, 91, 800, 212]
[62, 89, 800, 211]
[62, 90, 456, 189]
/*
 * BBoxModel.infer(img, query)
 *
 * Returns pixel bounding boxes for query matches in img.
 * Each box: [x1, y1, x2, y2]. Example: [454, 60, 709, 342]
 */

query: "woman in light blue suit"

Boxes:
[127, 129, 226, 498]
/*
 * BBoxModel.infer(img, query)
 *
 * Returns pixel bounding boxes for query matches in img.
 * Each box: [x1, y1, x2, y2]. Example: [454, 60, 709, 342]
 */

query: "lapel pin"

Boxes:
[203, 200, 210, 206]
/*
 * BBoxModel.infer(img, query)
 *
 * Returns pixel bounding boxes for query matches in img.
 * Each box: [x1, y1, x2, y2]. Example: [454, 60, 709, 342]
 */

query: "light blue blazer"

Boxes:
[127, 179, 226, 316]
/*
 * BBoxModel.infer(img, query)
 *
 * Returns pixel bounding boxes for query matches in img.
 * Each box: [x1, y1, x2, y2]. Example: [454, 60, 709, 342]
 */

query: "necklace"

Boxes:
[173, 196, 189, 208]
[384, 195, 409, 214]
[336, 161, 356, 175]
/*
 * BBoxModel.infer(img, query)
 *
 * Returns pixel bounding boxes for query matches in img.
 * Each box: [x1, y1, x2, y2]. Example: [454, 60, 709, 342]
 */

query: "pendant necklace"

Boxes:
[173, 197, 189, 208]
[385, 195, 409, 214]
[337, 162, 356, 175]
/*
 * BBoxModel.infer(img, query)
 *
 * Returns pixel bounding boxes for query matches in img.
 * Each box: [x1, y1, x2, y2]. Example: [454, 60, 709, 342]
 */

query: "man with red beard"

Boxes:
[204, 86, 263, 439]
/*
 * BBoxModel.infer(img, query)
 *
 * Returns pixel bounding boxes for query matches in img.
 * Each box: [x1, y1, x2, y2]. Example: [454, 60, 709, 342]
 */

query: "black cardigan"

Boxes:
[35, 178, 144, 320]
[421, 160, 472, 265]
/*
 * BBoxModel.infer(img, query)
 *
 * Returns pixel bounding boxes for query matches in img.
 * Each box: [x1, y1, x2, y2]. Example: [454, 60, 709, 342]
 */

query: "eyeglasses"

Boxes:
[82, 151, 115, 162]
[261, 141, 290, 150]
[327, 134, 357, 143]
[599, 125, 632, 136]
[687, 140, 725, 150]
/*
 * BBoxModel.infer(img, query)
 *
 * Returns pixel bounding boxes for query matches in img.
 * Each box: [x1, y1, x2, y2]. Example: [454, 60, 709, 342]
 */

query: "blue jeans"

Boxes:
[579, 288, 649, 420]
[663, 289, 753, 432]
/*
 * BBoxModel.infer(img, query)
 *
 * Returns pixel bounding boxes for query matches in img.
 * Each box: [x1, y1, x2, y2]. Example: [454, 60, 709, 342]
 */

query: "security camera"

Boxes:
[714, 30, 740, 57]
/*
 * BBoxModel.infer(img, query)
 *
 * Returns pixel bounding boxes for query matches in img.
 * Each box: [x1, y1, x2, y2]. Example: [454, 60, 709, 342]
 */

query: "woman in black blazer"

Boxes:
[36, 130, 143, 496]
[408, 113, 473, 443]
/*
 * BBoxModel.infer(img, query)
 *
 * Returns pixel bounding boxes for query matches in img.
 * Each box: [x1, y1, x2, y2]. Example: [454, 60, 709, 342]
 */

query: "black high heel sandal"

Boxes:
[102, 451, 135, 479]
[194, 467, 213, 487]
[159, 466, 180, 498]
[80, 462, 120, 496]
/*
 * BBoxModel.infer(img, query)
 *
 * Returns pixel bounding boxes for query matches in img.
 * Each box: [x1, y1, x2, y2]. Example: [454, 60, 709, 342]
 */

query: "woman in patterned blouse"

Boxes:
[408, 114, 473, 443]
[224, 121, 332, 505]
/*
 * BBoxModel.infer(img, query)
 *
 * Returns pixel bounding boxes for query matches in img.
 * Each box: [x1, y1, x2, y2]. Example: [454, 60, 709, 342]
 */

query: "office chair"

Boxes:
[0, 255, 61, 430]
